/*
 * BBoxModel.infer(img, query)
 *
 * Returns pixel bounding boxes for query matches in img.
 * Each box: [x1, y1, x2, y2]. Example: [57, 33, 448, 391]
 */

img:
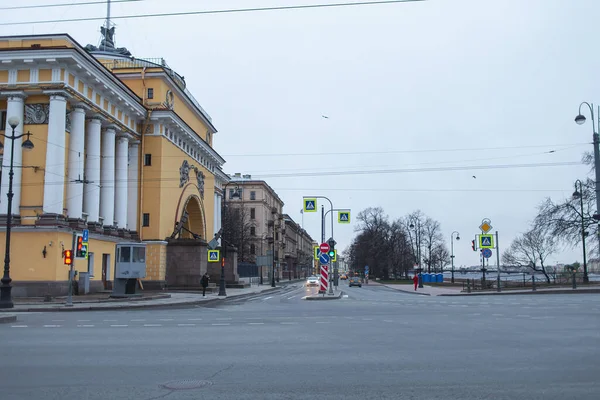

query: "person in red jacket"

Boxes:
[413, 273, 419, 291]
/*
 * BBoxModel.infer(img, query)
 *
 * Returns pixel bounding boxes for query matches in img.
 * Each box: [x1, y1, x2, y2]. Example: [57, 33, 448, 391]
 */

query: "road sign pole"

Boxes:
[66, 231, 76, 307]
[321, 205, 325, 244]
[496, 230, 501, 292]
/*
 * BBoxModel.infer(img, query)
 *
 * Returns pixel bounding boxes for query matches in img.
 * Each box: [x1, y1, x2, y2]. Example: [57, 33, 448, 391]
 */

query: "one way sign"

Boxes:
[338, 211, 350, 223]
[208, 249, 220, 262]
[303, 198, 317, 213]
[479, 234, 494, 249]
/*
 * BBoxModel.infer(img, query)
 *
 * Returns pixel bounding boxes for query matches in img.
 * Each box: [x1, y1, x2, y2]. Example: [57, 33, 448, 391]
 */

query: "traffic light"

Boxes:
[471, 240, 476, 251]
[75, 235, 87, 258]
[221, 257, 225, 267]
[64, 249, 73, 265]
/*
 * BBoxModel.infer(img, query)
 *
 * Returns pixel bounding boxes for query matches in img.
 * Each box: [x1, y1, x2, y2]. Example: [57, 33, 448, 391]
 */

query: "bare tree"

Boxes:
[502, 228, 556, 283]
[421, 217, 445, 273]
[222, 205, 254, 262]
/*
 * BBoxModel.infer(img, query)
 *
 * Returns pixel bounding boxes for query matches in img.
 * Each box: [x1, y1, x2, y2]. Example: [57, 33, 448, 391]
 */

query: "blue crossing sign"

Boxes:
[319, 252, 330, 265]
[479, 234, 494, 249]
[338, 211, 350, 223]
[303, 198, 317, 213]
[208, 249, 220, 262]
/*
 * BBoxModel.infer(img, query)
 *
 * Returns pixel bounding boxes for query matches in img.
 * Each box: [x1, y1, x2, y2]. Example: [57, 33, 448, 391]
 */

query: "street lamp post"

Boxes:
[573, 179, 588, 283]
[409, 221, 423, 288]
[575, 103, 600, 281]
[219, 183, 240, 296]
[0, 117, 35, 309]
[450, 231, 460, 284]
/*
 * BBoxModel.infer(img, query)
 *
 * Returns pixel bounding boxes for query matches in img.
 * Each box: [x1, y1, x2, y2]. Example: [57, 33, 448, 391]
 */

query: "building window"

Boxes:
[250, 208, 256, 219]
[0, 110, 6, 131]
[250, 191, 256, 200]
[147, 88, 154, 99]
[142, 213, 150, 227]
[250, 226, 256, 236]
[275, 232, 279, 241]
[250, 244, 256, 255]
[144, 154, 152, 166]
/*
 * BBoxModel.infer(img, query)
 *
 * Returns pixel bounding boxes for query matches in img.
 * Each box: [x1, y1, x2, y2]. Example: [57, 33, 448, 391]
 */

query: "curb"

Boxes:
[7, 286, 286, 312]
[439, 288, 600, 296]
[304, 291, 344, 300]
[0, 314, 17, 323]
[14, 293, 172, 306]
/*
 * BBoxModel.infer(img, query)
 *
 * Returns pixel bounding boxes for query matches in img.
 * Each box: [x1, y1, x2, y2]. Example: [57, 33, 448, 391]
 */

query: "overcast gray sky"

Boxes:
[2, 0, 599, 266]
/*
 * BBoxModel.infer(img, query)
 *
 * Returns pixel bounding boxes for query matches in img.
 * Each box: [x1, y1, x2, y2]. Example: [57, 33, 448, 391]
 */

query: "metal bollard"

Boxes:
[532, 275, 536, 291]
[572, 272, 577, 290]
[497, 275, 501, 293]
[467, 279, 471, 293]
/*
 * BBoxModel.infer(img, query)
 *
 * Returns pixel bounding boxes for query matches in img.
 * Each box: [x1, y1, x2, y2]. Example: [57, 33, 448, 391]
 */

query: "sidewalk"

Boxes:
[3, 283, 290, 312]
[379, 282, 600, 296]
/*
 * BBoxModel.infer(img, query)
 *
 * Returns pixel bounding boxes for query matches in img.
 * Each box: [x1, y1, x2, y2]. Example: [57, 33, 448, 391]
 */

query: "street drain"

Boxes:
[161, 379, 213, 390]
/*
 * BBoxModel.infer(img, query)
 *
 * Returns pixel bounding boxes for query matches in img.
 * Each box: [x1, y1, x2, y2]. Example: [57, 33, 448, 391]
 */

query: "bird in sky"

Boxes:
[472, 175, 477, 179]
[322, 115, 329, 119]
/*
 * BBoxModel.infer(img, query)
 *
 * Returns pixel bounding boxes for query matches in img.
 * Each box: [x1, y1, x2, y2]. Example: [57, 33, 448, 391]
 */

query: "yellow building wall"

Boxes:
[144, 242, 167, 281]
[0, 70, 8, 83]
[21, 123, 48, 223]
[140, 135, 163, 240]
[0, 38, 74, 49]
[0, 231, 116, 282]
[39, 69, 51, 82]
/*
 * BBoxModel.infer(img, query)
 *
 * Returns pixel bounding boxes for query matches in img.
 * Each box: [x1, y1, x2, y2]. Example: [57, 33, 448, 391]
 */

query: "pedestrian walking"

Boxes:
[201, 273, 209, 297]
[413, 273, 419, 291]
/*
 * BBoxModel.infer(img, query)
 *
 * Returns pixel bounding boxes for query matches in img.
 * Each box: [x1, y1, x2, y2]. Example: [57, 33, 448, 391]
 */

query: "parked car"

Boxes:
[349, 277, 362, 287]
[306, 276, 320, 287]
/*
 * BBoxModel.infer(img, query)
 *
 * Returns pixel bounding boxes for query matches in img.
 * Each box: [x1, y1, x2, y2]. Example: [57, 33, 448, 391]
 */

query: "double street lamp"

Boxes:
[572, 179, 589, 283]
[0, 117, 35, 309]
[450, 231, 460, 283]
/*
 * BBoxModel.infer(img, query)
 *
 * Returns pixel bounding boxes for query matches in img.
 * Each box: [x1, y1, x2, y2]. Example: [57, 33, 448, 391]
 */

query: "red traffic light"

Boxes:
[77, 235, 83, 251]
[221, 257, 225, 267]
[64, 249, 73, 265]
[471, 240, 476, 251]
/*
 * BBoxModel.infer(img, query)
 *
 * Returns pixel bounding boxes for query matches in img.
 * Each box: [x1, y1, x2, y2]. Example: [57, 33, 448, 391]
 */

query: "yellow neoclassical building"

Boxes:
[0, 29, 229, 298]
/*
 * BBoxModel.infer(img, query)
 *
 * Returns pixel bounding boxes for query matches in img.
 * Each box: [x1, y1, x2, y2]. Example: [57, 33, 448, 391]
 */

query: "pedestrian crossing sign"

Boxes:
[338, 211, 350, 224]
[479, 234, 494, 249]
[304, 198, 317, 212]
[208, 249, 220, 262]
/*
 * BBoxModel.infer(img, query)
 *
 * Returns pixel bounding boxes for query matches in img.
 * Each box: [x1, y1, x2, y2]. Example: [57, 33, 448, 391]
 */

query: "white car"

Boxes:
[306, 276, 320, 287]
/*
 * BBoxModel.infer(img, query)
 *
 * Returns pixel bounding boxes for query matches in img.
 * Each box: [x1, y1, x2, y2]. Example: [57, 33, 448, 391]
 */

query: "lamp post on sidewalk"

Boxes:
[450, 231, 460, 283]
[0, 117, 34, 309]
[409, 221, 423, 288]
[572, 179, 588, 283]
[219, 182, 240, 296]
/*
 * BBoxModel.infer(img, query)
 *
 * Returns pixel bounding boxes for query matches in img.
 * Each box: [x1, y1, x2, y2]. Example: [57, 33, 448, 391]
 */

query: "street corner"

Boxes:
[382, 284, 431, 296]
[0, 313, 17, 324]
[303, 290, 344, 300]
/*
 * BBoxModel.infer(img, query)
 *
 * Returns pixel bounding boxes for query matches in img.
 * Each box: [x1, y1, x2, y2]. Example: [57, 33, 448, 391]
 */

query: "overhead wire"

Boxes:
[0, 0, 144, 11]
[0, 0, 426, 26]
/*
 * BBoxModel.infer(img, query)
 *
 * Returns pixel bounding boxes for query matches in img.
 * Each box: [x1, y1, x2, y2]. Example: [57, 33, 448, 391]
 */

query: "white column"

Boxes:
[42, 93, 68, 215]
[66, 105, 86, 219]
[0, 92, 26, 215]
[127, 141, 139, 231]
[100, 126, 116, 226]
[114, 136, 128, 229]
[83, 117, 102, 223]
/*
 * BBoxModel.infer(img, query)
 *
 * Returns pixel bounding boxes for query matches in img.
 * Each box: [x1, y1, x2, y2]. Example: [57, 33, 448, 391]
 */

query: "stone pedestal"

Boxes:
[165, 239, 208, 288]
[35, 213, 68, 227]
[206, 245, 239, 284]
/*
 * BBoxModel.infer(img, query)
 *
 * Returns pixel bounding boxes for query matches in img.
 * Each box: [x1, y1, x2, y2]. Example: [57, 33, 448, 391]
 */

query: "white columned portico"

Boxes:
[100, 126, 116, 226]
[42, 93, 68, 215]
[0, 92, 26, 216]
[127, 141, 139, 231]
[114, 136, 129, 229]
[65, 105, 86, 219]
[83, 117, 102, 223]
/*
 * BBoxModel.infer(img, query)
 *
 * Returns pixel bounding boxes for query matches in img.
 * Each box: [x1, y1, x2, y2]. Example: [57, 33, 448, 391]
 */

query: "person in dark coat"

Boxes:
[413, 273, 419, 291]
[201, 273, 209, 297]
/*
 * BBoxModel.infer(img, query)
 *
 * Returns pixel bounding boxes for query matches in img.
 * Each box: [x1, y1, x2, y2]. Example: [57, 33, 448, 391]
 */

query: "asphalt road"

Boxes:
[2, 283, 599, 400]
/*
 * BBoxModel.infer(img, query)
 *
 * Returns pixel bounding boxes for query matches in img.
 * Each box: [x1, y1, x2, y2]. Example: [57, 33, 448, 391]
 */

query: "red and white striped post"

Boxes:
[319, 265, 328, 294]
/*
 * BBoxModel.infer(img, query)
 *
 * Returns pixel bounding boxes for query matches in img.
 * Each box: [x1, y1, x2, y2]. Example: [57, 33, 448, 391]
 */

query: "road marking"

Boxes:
[212, 323, 230, 326]
[281, 322, 297, 325]
[362, 318, 372, 321]
[383, 320, 394, 323]
[110, 324, 128, 327]
[471, 313, 481, 316]
[492, 314, 504, 317]
[187, 318, 203, 321]
[77, 324, 95, 328]
[316, 321, 330, 324]
[216, 318, 232, 321]
[144, 324, 162, 327]
[517, 315, 531, 318]
[245, 317, 261, 320]
[103, 319, 117, 322]
[159, 319, 173, 321]
[43, 325, 61, 328]
[177, 323, 196, 327]
[11, 325, 28, 328]
[51, 319, 64, 322]
[287, 296, 296, 300]
[342, 295, 349, 298]
[77, 319, 91, 322]
[131, 319, 146, 322]
[248, 322, 264, 325]
[264, 296, 273, 300]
